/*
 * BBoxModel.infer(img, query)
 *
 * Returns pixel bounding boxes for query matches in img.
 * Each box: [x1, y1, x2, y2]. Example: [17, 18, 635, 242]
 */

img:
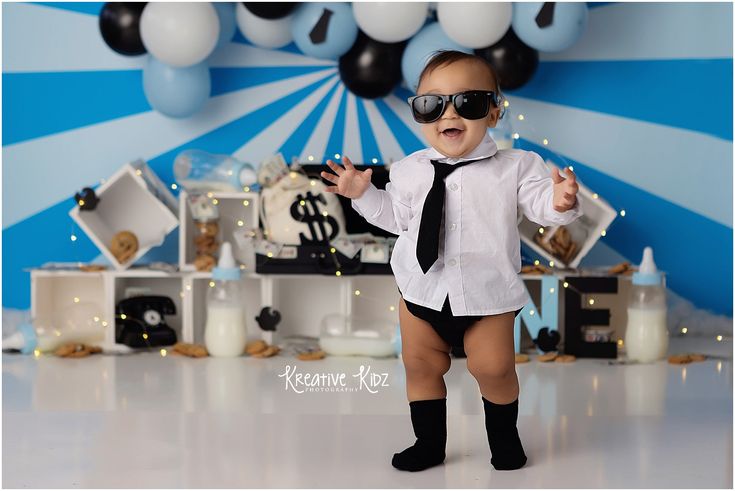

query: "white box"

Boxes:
[518, 160, 618, 268]
[178, 189, 260, 272]
[69, 160, 179, 270]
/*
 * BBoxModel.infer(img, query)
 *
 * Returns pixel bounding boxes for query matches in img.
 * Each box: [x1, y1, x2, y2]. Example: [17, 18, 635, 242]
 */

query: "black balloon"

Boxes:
[243, 2, 298, 19]
[99, 3, 147, 56]
[338, 31, 406, 100]
[475, 29, 539, 90]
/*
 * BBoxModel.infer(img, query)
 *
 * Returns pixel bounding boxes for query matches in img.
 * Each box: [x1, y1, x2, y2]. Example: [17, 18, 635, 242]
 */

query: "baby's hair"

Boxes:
[416, 50, 504, 108]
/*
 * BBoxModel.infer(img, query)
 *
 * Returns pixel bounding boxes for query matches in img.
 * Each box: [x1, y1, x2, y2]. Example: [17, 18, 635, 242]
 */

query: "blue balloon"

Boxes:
[143, 57, 211, 118]
[291, 2, 358, 60]
[512, 2, 588, 53]
[401, 22, 472, 93]
[213, 2, 237, 48]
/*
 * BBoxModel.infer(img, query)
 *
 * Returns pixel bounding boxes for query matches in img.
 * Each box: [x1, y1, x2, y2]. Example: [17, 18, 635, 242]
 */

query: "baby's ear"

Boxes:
[486, 107, 501, 128]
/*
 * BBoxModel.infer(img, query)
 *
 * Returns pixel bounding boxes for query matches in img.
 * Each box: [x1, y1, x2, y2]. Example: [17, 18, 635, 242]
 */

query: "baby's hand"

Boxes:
[321, 156, 373, 199]
[551, 166, 579, 212]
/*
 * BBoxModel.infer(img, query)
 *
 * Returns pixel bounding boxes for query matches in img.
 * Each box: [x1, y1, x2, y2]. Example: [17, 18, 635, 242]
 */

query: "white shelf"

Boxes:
[178, 189, 259, 272]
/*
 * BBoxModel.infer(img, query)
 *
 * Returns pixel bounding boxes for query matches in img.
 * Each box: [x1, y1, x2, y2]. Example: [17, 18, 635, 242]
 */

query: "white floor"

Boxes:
[3, 336, 732, 488]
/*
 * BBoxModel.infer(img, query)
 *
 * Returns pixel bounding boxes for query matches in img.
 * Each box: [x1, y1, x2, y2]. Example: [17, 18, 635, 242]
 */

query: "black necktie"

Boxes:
[416, 158, 486, 274]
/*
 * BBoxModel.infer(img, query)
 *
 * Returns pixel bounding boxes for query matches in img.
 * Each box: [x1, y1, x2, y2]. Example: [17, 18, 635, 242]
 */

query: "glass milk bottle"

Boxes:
[204, 242, 246, 357]
[624, 247, 668, 363]
[174, 149, 257, 193]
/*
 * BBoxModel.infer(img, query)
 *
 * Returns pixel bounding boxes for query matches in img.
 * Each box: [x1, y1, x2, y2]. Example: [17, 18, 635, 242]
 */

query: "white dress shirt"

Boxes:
[351, 133, 583, 316]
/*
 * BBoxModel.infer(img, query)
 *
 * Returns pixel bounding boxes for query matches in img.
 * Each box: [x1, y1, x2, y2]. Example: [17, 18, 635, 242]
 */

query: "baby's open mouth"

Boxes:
[441, 128, 464, 138]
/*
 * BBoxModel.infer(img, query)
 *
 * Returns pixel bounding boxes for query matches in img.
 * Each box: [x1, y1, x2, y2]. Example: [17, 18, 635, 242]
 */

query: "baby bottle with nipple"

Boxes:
[624, 247, 668, 363]
[204, 242, 247, 357]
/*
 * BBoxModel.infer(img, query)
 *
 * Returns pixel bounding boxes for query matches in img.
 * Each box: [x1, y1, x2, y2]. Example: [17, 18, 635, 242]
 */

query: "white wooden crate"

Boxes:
[68, 160, 179, 270]
[178, 189, 259, 272]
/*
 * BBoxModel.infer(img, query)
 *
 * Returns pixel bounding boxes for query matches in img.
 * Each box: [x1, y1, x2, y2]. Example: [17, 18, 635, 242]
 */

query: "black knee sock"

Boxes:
[482, 396, 528, 470]
[392, 398, 447, 471]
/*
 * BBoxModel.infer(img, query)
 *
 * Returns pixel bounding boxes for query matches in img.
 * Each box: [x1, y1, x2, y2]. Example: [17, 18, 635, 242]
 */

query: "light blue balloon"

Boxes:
[213, 2, 237, 47]
[401, 22, 472, 93]
[143, 57, 211, 118]
[512, 2, 588, 53]
[291, 2, 358, 60]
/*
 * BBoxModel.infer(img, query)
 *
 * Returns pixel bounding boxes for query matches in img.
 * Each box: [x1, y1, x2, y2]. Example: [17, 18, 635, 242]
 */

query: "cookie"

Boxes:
[54, 343, 101, 358]
[173, 342, 208, 358]
[608, 261, 631, 275]
[251, 345, 280, 358]
[195, 221, 219, 237]
[297, 349, 326, 361]
[194, 235, 219, 255]
[110, 231, 139, 264]
[668, 354, 692, 365]
[555, 354, 576, 363]
[515, 353, 530, 364]
[245, 340, 268, 355]
[688, 353, 707, 362]
[79, 264, 107, 272]
[194, 254, 216, 272]
[537, 352, 558, 363]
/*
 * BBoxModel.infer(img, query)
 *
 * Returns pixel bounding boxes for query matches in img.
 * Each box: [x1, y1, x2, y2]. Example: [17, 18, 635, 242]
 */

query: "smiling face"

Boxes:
[416, 59, 501, 158]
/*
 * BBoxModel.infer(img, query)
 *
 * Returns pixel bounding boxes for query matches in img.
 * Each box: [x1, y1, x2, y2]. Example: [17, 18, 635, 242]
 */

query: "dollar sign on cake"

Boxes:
[289, 191, 339, 244]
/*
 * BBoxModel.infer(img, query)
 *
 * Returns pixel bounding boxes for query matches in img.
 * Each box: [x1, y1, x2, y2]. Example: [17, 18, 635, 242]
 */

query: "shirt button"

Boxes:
[449, 183, 458, 191]
[448, 258, 457, 266]
[449, 223, 457, 230]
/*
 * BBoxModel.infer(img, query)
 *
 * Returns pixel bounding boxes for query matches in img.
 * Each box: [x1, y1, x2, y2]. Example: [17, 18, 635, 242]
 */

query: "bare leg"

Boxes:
[398, 298, 451, 401]
[464, 312, 527, 470]
[464, 311, 518, 404]
[392, 298, 451, 471]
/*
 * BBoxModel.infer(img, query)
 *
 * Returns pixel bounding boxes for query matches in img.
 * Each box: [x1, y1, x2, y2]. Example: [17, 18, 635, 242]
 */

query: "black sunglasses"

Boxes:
[407, 90, 501, 124]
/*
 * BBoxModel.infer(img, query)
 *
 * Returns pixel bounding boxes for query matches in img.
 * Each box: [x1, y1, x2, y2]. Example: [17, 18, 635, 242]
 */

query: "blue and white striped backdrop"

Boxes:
[3, 2, 732, 318]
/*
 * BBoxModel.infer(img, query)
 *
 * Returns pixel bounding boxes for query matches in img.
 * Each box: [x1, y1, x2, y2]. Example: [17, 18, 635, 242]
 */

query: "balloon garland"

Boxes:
[98, 2, 588, 118]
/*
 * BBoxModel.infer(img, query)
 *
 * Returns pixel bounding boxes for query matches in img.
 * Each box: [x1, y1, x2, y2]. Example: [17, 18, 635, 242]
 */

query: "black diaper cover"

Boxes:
[399, 289, 522, 348]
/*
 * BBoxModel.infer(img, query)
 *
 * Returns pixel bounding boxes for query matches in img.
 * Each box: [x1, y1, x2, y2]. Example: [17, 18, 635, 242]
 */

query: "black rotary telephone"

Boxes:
[115, 296, 177, 348]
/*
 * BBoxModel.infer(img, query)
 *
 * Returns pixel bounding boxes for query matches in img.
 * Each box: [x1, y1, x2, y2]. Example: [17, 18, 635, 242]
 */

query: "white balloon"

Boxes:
[437, 2, 512, 48]
[353, 2, 429, 43]
[140, 3, 220, 67]
[235, 3, 293, 49]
